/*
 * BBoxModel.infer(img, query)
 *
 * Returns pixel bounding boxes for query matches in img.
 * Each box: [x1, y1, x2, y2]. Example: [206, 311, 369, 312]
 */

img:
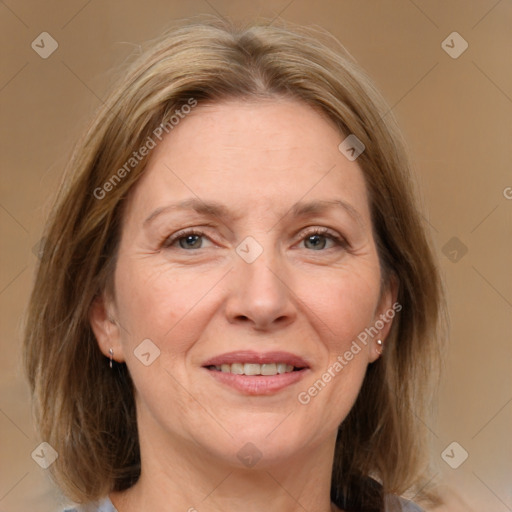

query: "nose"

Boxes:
[224, 247, 297, 331]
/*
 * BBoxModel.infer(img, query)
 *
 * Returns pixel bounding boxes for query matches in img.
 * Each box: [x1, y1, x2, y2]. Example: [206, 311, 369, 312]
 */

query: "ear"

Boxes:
[89, 293, 126, 363]
[368, 274, 399, 363]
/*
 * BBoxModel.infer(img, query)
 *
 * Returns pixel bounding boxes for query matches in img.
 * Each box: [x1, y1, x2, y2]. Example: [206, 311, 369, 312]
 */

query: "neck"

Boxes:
[110, 415, 341, 512]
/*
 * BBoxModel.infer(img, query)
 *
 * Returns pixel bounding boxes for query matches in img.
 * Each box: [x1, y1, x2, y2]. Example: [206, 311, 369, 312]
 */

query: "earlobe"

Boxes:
[369, 275, 399, 363]
[88, 294, 125, 362]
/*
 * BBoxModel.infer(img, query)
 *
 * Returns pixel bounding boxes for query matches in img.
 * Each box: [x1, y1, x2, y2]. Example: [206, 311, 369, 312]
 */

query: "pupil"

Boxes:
[308, 235, 325, 250]
[181, 235, 200, 248]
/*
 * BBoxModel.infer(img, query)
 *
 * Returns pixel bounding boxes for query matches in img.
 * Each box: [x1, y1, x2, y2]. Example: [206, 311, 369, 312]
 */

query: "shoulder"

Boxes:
[385, 493, 425, 512]
[61, 496, 117, 512]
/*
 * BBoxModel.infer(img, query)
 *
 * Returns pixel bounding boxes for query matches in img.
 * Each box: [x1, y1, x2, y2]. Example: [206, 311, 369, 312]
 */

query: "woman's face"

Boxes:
[92, 97, 395, 469]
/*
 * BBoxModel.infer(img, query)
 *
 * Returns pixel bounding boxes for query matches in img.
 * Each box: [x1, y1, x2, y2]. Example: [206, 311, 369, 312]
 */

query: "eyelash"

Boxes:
[162, 227, 349, 251]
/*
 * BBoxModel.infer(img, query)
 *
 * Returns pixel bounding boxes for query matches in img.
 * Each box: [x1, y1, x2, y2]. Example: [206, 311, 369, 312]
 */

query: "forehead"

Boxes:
[124, 97, 371, 226]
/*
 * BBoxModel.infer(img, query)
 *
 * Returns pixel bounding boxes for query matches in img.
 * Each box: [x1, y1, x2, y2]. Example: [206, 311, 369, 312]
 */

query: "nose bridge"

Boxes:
[226, 234, 295, 328]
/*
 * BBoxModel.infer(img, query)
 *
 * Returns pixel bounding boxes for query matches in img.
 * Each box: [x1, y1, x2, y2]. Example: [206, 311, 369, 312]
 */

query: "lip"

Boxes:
[202, 350, 310, 396]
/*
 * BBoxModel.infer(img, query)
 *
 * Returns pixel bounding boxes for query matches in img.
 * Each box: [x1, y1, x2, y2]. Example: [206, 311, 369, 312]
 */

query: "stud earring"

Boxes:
[376, 339, 383, 355]
[109, 348, 114, 368]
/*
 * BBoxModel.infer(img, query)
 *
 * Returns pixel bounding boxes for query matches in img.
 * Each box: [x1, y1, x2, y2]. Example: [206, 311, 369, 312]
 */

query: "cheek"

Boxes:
[301, 262, 381, 354]
[113, 257, 222, 353]
[294, 266, 379, 429]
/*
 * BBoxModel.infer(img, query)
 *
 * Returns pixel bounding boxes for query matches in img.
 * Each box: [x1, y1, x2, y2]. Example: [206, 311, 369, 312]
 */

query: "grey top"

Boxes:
[63, 494, 424, 511]
[63, 497, 117, 512]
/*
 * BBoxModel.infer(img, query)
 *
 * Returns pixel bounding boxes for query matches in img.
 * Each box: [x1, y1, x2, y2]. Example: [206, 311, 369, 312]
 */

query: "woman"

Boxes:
[23, 16, 445, 512]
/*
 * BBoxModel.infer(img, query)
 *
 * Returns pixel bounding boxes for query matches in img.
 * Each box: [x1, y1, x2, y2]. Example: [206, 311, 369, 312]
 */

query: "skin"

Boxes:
[90, 97, 397, 512]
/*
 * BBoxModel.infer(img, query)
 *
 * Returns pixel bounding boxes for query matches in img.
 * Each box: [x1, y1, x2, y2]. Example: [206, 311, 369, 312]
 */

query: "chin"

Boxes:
[209, 424, 319, 470]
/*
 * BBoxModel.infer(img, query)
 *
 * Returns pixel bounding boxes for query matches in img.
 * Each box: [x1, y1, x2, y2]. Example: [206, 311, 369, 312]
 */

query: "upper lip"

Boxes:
[202, 350, 310, 368]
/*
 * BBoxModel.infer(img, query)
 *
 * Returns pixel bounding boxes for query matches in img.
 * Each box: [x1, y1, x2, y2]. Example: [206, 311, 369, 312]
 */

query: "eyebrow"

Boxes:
[143, 197, 362, 227]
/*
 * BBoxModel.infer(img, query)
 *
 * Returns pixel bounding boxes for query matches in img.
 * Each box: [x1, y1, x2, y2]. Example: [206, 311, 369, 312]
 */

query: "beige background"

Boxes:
[1, 1, 511, 511]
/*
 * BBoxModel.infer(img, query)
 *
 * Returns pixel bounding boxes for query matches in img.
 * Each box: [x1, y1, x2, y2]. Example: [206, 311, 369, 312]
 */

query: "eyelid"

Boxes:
[162, 225, 350, 251]
[162, 227, 216, 249]
[297, 226, 350, 249]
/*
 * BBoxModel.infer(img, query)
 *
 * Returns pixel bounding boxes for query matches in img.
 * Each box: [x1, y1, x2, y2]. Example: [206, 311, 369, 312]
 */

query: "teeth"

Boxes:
[277, 363, 290, 374]
[231, 363, 244, 375]
[244, 363, 260, 376]
[215, 363, 296, 375]
[261, 363, 277, 375]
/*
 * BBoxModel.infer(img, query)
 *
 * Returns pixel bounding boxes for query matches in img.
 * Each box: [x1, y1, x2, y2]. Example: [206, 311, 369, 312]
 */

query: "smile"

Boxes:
[202, 351, 310, 395]
[206, 363, 299, 375]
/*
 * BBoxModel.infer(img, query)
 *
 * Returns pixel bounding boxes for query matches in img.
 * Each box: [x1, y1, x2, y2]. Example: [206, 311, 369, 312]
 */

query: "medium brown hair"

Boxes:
[23, 15, 445, 510]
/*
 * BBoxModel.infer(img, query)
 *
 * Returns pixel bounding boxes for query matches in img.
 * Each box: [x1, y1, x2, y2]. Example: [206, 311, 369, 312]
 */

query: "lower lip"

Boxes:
[204, 368, 309, 395]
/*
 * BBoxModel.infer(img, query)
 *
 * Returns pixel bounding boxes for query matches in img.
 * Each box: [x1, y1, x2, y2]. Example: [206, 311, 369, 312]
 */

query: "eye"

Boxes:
[162, 227, 349, 252]
[299, 227, 348, 251]
[162, 229, 212, 250]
